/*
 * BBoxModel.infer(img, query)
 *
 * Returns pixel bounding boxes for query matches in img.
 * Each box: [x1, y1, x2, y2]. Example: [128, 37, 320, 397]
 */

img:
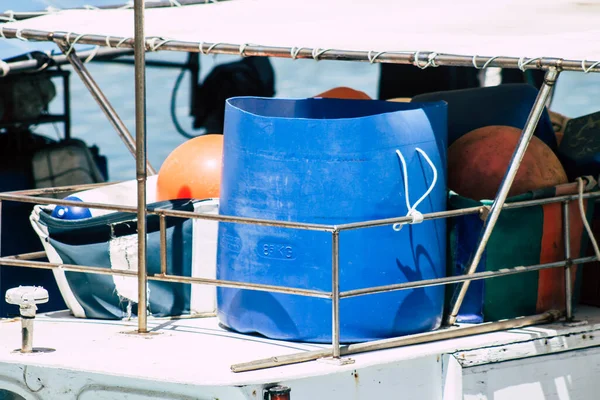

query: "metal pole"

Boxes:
[54, 40, 156, 175]
[331, 229, 341, 358]
[159, 215, 167, 275]
[1, 47, 133, 76]
[563, 201, 573, 321]
[446, 68, 560, 325]
[63, 72, 71, 140]
[4, 28, 599, 73]
[134, 0, 148, 333]
[231, 310, 561, 372]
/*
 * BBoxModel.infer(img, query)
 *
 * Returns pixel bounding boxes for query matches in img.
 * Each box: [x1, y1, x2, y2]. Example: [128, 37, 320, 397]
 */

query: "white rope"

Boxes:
[84, 46, 100, 63]
[239, 43, 249, 57]
[148, 37, 173, 52]
[15, 29, 28, 41]
[581, 59, 600, 74]
[393, 147, 438, 231]
[116, 37, 130, 48]
[83, 5, 100, 10]
[577, 177, 600, 262]
[518, 56, 541, 71]
[290, 47, 303, 60]
[105, 35, 112, 48]
[65, 33, 87, 57]
[169, 0, 183, 6]
[119, 1, 134, 9]
[0, 60, 10, 77]
[311, 48, 329, 60]
[472, 55, 499, 70]
[368, 50, 386, 64]
[0, 27, 5, 39]
[414, 51, 439, 69]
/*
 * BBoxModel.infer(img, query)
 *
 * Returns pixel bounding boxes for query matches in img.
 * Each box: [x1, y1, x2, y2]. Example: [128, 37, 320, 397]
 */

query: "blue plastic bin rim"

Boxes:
[225, 96, 447, 123]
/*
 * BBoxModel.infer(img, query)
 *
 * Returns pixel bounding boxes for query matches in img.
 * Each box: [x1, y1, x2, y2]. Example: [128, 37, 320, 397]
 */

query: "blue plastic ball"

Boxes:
[51, 196, 92, 220]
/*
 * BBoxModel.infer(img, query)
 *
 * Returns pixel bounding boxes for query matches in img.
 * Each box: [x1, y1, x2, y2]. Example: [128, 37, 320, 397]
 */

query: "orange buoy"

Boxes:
[314, 86, 371, 100]
[448, 125, 568, 200]
[156, 134, 224, 201]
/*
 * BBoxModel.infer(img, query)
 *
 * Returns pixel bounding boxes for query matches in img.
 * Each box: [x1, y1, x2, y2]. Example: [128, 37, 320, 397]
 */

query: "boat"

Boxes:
[1, 1, 600, 399]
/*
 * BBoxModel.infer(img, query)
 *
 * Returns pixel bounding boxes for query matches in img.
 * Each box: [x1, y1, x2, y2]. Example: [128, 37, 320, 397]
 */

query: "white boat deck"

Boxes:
[2, 306, 600, 399]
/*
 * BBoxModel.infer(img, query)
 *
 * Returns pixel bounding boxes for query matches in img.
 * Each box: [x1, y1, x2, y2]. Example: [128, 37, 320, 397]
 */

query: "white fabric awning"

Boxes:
[1, 0, 599, 68]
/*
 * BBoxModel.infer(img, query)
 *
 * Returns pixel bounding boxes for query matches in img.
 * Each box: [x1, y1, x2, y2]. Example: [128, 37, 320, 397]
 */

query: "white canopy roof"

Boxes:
[1, 0, 600, 70]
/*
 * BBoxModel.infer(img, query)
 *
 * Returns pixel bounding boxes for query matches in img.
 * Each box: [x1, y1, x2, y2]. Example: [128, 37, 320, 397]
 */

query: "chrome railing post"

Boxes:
[134, 0, 149, 333]
[446, 68, 561, 325]
[331, 229, 341, 358]
[563, 201, 573, 321]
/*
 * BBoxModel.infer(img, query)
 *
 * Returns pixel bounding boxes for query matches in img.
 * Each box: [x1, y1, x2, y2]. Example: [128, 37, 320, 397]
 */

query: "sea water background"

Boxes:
[35, 53, 600, 183]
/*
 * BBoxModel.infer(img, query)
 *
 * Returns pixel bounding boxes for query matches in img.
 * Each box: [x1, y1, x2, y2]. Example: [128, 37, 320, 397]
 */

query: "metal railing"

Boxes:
[1, 182, 598, 372]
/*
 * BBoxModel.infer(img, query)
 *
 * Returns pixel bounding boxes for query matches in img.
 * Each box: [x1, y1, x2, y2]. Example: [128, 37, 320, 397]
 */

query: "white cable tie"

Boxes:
[15, 29, 28, 41]
[65, 33, 86, 57]
[84, 45, 100, 63]
[0, 10, 16, 22]
[290, 47, 303, 60]
[148, 37, 172, 52]
[311, 48, 329, 61]
[116, 37, 130, 48]
[205, 42, 220, 54]
[472, 55, 499, 70]
[0, 60, 10, 77]
[367, 50, 385, 64]
[239, 43, 249, 57]
[414, 51, 438, 69]
[581, 59, 600, 74]
[518, 56, 541, 71]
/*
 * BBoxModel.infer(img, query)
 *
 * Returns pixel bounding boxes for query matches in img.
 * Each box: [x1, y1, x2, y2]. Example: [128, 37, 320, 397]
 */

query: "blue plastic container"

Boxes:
[217, 97, 448, 343]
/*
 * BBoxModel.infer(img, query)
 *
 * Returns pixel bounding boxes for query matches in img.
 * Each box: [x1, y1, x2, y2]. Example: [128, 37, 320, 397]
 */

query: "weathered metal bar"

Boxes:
[159, 215, 167, 276]
[2, 29, 599, 73]
[6, 181, 117, 196]
[148, 274, 331, 298]
[54, 40, 155, 175]
[1, 190, 598, 232]
[231, 310, 561, 372]
[331, 229, 341, 358]
[446, 68, 560, 326]
[563, 201, 573, 321]
[0, 192, 338, 232]
[0, 48, 134, 76]
[337, 191, 600, 231]
[134, 0, 148, 333]
[340, 256, 596, 299]
[4, 251, 46, 260]
[0, 257, 332, 299]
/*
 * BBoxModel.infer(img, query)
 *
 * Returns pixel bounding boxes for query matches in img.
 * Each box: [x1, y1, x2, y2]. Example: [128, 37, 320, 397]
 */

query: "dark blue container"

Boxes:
[217, 97, 447, 343]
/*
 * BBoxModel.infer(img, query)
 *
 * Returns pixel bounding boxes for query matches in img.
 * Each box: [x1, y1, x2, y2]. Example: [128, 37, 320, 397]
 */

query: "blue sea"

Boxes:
[35, 55, 600, 183]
